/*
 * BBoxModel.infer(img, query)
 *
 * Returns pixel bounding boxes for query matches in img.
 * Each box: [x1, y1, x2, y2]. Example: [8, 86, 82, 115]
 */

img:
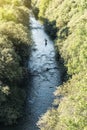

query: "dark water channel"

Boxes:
[1, 16, 62, 130]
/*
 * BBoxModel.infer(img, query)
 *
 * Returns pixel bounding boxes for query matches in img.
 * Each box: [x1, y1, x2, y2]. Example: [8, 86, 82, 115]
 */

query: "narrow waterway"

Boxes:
[1, 16, 62, 130]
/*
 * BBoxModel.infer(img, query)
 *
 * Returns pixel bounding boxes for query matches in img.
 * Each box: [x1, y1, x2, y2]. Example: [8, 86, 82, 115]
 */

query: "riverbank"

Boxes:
[0, 0, 32, 125]
[32, 0, 87, 130]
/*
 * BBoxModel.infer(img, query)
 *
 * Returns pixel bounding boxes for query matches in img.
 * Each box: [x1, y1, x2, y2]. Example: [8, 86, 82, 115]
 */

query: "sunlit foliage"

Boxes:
[38, 0, 51, 18]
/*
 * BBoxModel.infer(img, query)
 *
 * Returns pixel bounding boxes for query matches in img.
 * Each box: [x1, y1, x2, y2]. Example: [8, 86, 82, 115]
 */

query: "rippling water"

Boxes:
[1, 16, 62, 130]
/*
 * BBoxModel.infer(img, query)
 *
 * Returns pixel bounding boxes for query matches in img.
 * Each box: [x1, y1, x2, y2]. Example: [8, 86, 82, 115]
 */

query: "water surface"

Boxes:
[1, 16, 62, 130]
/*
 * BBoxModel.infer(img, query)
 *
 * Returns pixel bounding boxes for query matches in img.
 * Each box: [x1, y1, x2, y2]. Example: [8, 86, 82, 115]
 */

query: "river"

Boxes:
[1, 16, 62, 130]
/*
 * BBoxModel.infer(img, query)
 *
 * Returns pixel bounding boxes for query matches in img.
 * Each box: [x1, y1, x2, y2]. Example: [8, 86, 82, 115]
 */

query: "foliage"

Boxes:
[0, 21, 32, 65]
[22, 0, 31, 8]
[61, 20, 87, 74]
[0, 0, 31, 7]
[38, 0, 51, 18]
[32, 7, 39, 19]
[0, 84, 26, 125]
[44, 19, 58, 40]
[0, 5, 29, 26]
[0, 35, 22, 85]
[0, 0, 32, 125]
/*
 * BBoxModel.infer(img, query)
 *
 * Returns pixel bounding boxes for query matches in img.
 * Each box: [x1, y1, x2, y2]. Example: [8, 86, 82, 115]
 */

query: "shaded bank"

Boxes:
[0, 0, 32, 125]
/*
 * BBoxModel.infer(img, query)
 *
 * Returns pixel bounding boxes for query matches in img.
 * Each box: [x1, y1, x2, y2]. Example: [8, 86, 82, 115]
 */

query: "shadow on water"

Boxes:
[0, 16, 62, 130]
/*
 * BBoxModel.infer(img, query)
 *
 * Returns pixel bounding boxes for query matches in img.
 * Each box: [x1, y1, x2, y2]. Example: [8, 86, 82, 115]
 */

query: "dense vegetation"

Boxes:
[0, 0, 32, 125]
[32, 0, 87, 129]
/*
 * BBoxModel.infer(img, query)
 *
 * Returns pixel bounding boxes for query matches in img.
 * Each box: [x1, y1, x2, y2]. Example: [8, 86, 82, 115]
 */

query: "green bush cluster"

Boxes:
[32, 0, 87, 129]
[0, 0, 32, 125]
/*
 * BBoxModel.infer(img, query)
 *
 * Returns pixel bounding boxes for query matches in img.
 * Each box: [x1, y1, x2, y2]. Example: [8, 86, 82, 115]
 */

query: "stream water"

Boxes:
[1, 16, 62, 130]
